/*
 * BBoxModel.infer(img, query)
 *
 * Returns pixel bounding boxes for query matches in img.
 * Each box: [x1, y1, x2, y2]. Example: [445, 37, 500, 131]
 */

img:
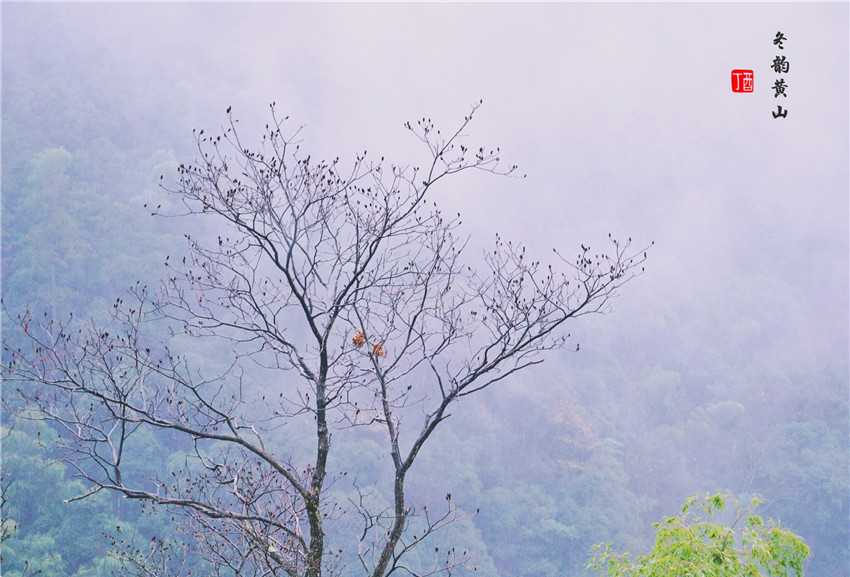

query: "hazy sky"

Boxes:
[4, 2, 848, 370]
[2, 6, 848, 574]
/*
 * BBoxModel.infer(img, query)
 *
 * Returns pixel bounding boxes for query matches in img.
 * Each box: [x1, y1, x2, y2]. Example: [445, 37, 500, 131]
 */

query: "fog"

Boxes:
[2, 3, 847, 577]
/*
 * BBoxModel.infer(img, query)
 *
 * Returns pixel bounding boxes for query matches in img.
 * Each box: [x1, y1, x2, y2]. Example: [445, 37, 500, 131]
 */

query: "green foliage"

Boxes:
[0, 418, 184, 577]
[589, 493, 810, 577]
[1, 421, 114, 576]
[2, 8, 845, 576]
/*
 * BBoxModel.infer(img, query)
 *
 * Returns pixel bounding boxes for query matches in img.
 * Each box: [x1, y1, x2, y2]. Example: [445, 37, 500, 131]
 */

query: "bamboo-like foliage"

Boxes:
[589, 493, 810, 577]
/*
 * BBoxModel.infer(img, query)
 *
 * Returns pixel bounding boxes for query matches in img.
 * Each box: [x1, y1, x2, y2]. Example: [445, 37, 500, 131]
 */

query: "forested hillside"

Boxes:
[2, 5, 847, 577]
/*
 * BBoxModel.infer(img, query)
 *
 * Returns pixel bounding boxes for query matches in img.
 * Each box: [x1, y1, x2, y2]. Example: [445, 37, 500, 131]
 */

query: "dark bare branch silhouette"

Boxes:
[3, 101, 648, 577]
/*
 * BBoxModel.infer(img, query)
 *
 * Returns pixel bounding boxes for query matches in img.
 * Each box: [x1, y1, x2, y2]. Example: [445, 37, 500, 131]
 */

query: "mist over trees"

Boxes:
[2, 4, 847, 577]
[5, 100, 648, 577]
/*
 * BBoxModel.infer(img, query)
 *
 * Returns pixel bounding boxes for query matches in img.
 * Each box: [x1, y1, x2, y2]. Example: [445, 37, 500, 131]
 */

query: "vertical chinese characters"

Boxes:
[772, 31, 790, 118]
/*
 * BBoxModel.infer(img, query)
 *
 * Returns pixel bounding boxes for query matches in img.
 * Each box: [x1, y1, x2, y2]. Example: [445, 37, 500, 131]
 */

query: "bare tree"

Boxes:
[3, 101, 648, 577]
